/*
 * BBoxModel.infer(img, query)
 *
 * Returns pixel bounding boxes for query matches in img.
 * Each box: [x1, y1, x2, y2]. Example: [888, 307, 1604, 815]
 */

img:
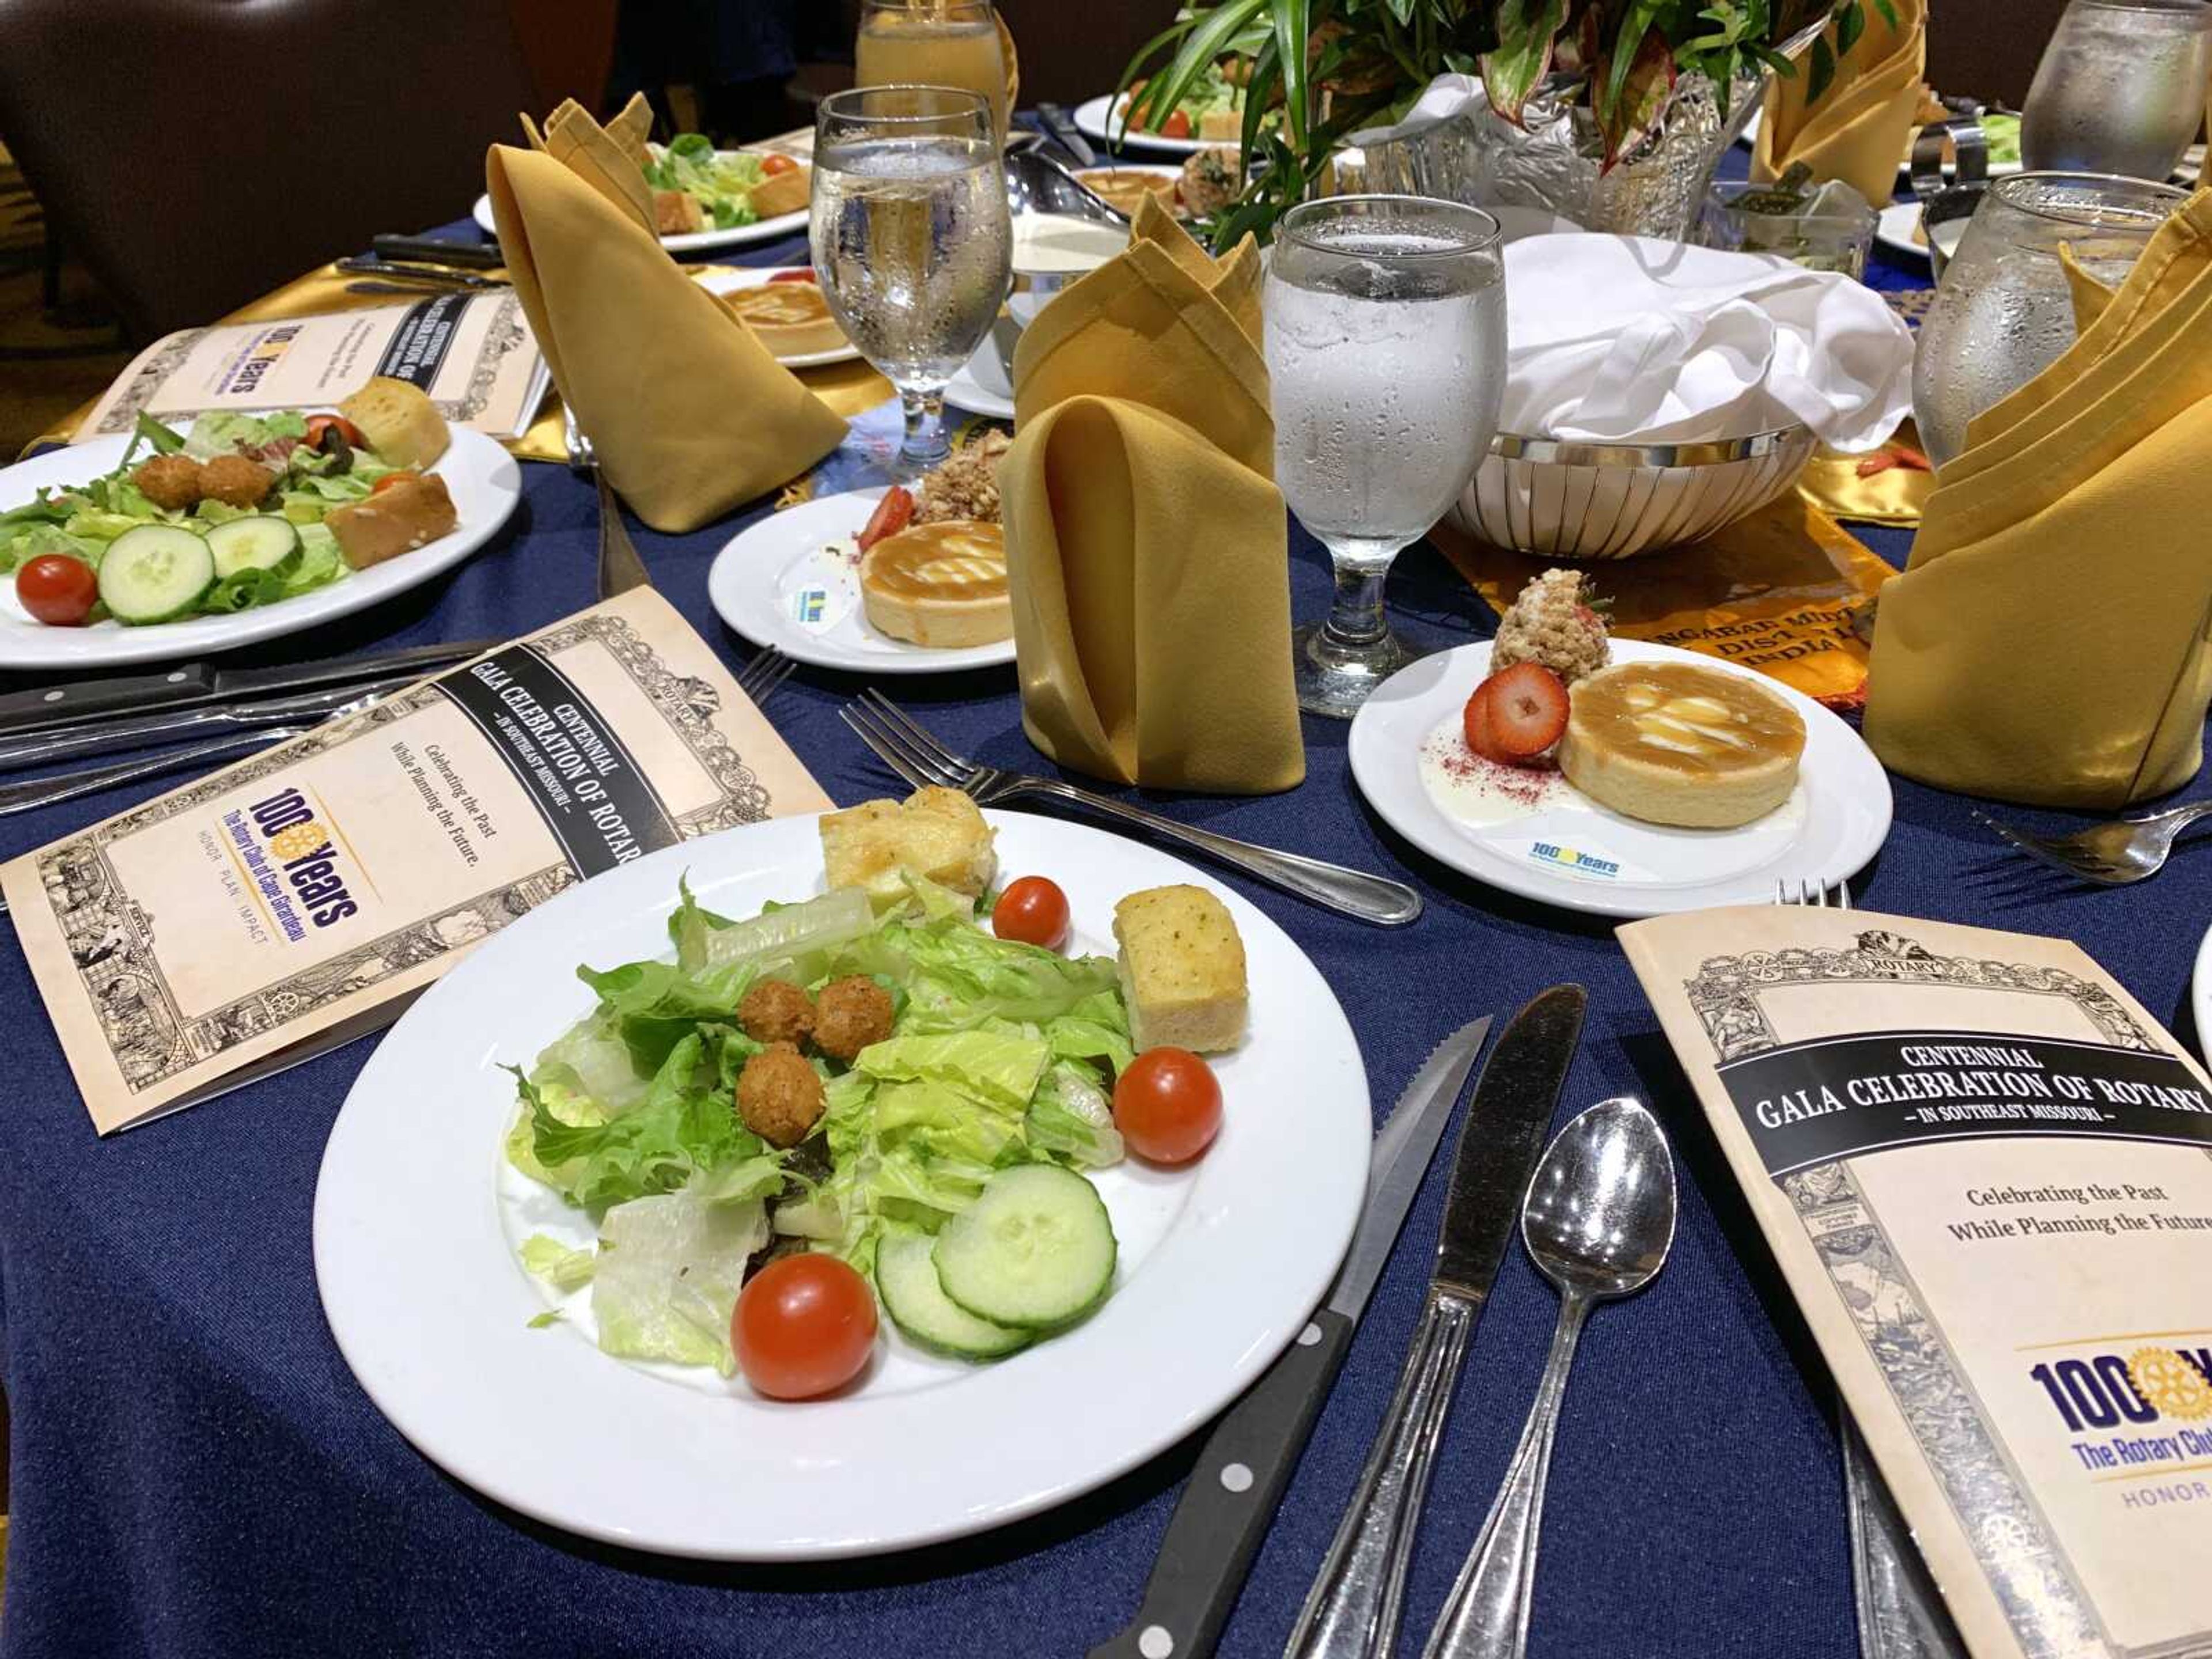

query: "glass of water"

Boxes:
[1264, 195, 1506, 718]
[2022, 0, 2212, 181]
[1911, 172, 2185, 468]
[812, 85, 1011, 474]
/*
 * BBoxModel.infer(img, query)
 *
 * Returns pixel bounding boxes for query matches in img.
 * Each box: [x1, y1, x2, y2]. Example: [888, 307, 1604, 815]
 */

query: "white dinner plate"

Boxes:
[692, 267, 860, 369]
[315, 810, 1370, 1559]
[472, 146, 808, 253]
[1347, 639, 1892, 918]
[1874, 199, 1968, 265]
[0, 429, 520, 669]
[2191, 919, 2212, 1065]
[707, 487, 1016, 675]
[1073, 93, 1214, 156]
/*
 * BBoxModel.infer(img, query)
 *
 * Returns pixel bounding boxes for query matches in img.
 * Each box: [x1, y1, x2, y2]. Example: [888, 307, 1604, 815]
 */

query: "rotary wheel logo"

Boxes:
[2126, 1347, 2212, 1421]
[267, 821, 328, 862]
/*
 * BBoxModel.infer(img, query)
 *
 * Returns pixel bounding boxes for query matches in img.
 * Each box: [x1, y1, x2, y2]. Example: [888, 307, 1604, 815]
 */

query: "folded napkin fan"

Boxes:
[485, 108, 845, 532]
[1754, 0, 1927, 213]
[1501, 234, 1913, 448]
[999, 195, 1302, 794]
[1865, 188, 2212, 808]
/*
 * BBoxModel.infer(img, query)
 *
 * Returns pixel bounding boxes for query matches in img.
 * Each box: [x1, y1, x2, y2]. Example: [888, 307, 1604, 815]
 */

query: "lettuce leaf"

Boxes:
[519, 1233, 598, 1291]
[591, 1190, 767, 1374]
[516, 1032, 771, 1212]
[854, 1027, 1048, 1111]
[1027, 1059, 1124, 1168]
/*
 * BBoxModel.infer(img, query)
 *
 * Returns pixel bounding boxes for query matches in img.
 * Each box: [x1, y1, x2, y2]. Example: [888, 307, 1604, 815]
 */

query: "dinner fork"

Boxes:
[1778, 878, 1969, 1659]
[839, 690, 1423, 926]
[1970, 800, 2212, 885]
[734, 647, 796, 711]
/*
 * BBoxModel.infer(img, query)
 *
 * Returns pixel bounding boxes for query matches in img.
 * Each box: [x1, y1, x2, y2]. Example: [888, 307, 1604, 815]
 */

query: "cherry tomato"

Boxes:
[768, 267, 817, 283]
[856, 484, 915, 552]
[762, 153, 799, 176]
[370, 470, 418, 494]
[16, 553, 97, 627]
[993, 876, 1070, 949]
[1159, 109, 1192, 139]
[1113, 1047, 1222, 1165]
[733, 1255, 878, 1400]
[305, 414, 365, 450]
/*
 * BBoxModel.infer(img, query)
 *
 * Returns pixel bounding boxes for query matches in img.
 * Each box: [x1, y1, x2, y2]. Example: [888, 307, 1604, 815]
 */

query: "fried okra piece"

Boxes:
[132, 454, 206, 510]
[738, 977, 815, 1047]
[812, 975, 893, 1062]
[736, 1042, 826, 1149]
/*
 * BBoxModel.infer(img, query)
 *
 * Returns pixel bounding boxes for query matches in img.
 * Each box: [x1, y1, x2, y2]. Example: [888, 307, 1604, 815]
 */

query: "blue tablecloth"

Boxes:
[2, 153, 2204, 1659]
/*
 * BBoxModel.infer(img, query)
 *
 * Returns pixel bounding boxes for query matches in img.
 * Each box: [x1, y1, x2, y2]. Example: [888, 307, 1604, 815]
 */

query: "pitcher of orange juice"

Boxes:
[854, 0, 1017, 146]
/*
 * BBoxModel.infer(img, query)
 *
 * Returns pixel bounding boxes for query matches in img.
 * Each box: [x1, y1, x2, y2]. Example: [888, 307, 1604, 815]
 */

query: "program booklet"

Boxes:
[74, 291, 550, 445]
[1620, 908, 2212, 1659]
[3, 589, 830, 1133]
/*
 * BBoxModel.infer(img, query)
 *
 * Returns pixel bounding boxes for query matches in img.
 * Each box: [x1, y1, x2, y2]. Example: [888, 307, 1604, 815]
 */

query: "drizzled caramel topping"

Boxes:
[862, 521, 1007, 601]
[1570, 662, 1803, 777]
[724, 285, 834, 328]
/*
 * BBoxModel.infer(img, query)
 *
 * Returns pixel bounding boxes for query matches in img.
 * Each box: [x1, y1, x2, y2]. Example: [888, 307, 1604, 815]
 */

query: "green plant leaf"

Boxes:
[1870, 0, 1900, 28]
[1114, 14, 1202, 124]
[1600, 0, 1667, 119]
[1834, 0, 1864, 59]
[1600, 25, 1677, 165]
[1480, 0, 1568, 127]
[1272, 0, 1314, 151]
[1806, 34, 1836, 103]
[1240, 34, 1285, 168]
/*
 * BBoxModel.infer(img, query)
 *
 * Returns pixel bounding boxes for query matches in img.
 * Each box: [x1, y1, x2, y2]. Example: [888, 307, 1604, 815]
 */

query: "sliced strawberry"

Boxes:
[1461, 678, 1504, 763]
[1483, 662, 1570, 761]
[768, 267, 817, 283]
[857, 486, 914, 552]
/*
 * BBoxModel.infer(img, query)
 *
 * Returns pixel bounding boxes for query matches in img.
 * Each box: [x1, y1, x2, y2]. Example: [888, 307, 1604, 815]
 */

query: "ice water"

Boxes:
[1264, 238, 1506, 566]
[2022, 1, 2212, 180]
[811, 136, 1010, 389]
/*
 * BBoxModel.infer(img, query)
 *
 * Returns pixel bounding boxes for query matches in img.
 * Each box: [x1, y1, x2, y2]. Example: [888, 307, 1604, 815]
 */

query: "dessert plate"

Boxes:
[315, 810, 1369, 1559]
[706, 486, 1016, 676]
[1348, 639, 1891, 918]
[694, 268, 861, 369]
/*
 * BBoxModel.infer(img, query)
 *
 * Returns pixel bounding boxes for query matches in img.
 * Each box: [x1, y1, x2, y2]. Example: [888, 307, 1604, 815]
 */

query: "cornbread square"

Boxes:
[1112, 885, 1248, 1054]
[820, 787, 996, 905]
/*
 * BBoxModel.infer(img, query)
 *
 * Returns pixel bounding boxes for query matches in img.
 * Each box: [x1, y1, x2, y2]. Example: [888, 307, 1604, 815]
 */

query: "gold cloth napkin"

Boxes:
[1434, 495, 1895, 709]
[1754, 0, 1927, 211]
[1796, 418, 1937, 527]
[1864, 189, 2212, 807]
[486, 119, 847, 531]
[998, 196, 1302, 794]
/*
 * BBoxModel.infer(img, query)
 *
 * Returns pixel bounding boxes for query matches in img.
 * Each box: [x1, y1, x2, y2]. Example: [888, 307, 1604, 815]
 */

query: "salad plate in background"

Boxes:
[472, 135, 810, 253]
[313, 810, 1369, 1559]
[0, 411, 519, 669]
[1075, 76, 1250, 156]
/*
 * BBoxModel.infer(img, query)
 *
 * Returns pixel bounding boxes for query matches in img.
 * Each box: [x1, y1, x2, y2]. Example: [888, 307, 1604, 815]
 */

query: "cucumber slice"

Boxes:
[876, 1232, 1029, 1359]
[206, 514, 301, 579]
[97, 525, 215, 625]
[932, 1165, 1116, 1330]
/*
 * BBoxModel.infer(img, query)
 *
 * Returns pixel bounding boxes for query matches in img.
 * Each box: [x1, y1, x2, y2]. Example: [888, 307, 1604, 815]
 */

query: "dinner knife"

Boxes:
[1088, 1014, 1495, 1659]
[1283, 984, 1588, 1659]
[371, 234, 504, 270]
[0, 669, 433, 772]
[0, 638, 497, 740]
[1037, 102, 1097, 168]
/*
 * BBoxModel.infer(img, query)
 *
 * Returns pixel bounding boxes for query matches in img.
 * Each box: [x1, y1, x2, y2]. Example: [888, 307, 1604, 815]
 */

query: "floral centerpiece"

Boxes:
[1119, 0, 1897, 247]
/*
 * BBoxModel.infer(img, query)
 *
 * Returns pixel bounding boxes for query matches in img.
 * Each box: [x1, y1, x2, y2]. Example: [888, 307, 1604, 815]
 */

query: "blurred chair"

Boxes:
[0, 0, 558, 339]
